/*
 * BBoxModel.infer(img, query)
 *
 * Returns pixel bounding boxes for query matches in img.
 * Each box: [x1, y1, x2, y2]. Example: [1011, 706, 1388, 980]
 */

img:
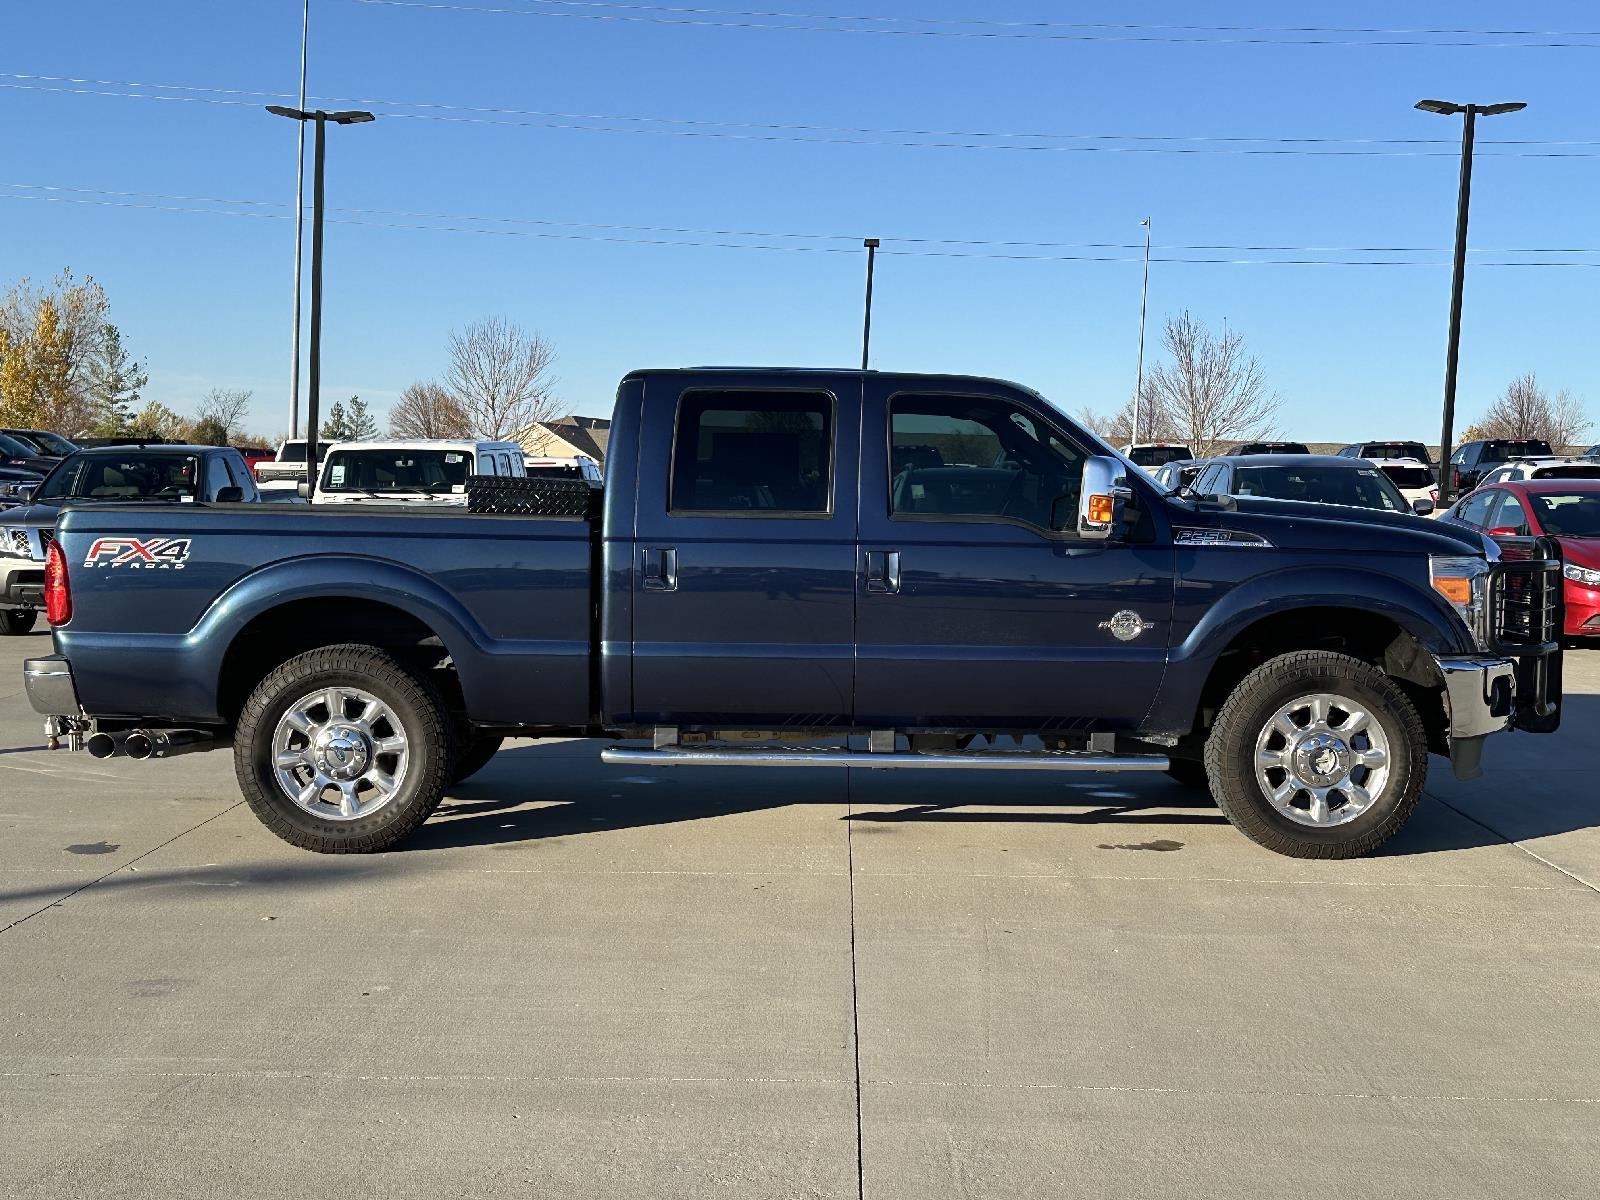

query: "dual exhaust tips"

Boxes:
[85, 728, 212, 762]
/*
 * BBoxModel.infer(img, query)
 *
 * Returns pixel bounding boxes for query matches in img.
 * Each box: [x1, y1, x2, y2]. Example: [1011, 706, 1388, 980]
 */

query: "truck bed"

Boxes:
[54, 503, 596, 728]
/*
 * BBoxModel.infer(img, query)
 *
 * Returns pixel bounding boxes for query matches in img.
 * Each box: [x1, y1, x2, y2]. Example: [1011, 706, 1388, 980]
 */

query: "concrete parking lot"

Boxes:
[1, 631, 1597, 1199]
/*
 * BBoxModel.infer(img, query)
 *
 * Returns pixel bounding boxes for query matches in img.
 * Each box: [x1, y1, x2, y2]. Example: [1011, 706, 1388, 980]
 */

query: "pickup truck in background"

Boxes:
[2, 443, 263, 635]
[23, 368, 1564, 859]
[313, 439, 527, 506]
[254, 439, 332, 489]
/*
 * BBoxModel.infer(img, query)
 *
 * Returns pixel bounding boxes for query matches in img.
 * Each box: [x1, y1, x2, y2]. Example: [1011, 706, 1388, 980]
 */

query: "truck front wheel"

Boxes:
[1204, 651, 1427, 859]
[234, 644, 454, 853]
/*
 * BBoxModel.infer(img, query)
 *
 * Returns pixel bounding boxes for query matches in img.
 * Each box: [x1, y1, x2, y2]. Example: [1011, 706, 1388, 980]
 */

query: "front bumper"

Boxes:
[0, 556, 42, 609]
[23, 655, 80, 717]
[1438, 655, 1515, 739]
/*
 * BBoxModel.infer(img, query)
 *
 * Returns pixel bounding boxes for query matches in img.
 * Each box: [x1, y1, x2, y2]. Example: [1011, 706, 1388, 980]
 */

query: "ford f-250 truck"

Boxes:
[23, 368, 1563, 859]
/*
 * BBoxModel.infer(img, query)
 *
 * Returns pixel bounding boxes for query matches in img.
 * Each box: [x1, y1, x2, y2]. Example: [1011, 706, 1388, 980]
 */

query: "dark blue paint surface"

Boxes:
[50, 368, 1484, 737]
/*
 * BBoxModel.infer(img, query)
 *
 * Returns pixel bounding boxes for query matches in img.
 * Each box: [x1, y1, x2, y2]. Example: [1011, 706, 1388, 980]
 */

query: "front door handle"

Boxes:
[864, 550, 901, 594]
[643, 546, 678, 592]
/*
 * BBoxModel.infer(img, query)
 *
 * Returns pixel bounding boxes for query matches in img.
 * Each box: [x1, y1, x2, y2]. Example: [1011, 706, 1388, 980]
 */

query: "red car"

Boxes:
[1441, 478, 1600, 638]
[234, 446, 275, 478]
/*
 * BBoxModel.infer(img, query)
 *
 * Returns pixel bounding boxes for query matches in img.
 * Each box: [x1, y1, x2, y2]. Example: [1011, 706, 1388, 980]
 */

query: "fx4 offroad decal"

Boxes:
[83, 537, 193, 570]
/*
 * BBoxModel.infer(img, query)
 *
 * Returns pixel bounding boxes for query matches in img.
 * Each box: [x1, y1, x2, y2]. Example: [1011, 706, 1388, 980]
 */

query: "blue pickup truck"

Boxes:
[22, 368, 1563, 859]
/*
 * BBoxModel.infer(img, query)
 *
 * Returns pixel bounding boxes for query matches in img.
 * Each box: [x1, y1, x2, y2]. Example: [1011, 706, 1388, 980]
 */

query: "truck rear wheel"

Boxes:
[1204, 651, 1426, 859]
[234, 644, 454, 853]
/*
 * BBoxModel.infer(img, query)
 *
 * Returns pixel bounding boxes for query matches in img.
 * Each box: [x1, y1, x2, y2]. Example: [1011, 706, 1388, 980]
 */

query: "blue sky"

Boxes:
[4, 1, 1597, 442]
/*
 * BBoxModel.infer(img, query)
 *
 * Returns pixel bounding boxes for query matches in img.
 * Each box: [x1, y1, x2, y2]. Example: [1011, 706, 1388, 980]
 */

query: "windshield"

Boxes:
[1530, 492, 1600, 537]
[1482, 440, 1552, 464]
[0, 433, 42, 460]
[1532, 464, 1600, 480]
[1362, 443, 1432, 463]
[277, 441, 333, 464]
[1379, 464, 1435, 489]
[11, 430, 76, 456]
[37, 453, 204, 501]
[321, 448, 472, 493]
[1129, 445, 1193, 468]
[1234, 465, 1408, 512]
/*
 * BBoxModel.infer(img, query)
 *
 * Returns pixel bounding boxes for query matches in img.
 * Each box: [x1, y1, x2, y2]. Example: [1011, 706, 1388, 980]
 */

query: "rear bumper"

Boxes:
[23, 655, 80, 717]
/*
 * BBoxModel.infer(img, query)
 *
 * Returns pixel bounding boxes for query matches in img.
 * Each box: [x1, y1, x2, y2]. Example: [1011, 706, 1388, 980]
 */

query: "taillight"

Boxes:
[44, 539, 70, 625]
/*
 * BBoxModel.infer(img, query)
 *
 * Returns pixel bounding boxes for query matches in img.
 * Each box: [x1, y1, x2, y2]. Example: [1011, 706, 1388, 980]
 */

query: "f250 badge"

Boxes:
[83, 537, 192, 570]
[1098, 610, 1149, 642]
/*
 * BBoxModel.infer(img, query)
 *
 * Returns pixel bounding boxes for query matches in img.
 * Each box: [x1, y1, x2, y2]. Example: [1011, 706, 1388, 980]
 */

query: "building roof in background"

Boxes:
[519, 415, 611, 463]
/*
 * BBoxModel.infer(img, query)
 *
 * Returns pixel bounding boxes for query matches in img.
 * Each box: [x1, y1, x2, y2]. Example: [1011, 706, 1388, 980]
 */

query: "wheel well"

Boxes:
[217, 598, 458, 723]
[1187, 607, 1448, 757]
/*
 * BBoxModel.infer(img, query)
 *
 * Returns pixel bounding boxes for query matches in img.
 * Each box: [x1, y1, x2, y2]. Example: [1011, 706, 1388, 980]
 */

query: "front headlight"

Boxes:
[1431, 555, 1493, 651]
[1564, 563, 1600, 589]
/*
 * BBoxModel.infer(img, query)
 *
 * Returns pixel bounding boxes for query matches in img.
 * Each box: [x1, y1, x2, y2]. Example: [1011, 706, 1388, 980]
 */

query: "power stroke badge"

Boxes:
[83, 537, 193, 570]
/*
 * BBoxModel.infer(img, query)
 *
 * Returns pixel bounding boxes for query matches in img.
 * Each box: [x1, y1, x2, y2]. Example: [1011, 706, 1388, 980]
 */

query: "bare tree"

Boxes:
[1473, 374, 1591, 449]
[1476, 373, 1546, 440]
[390, 381, 471, 439]
[1138, 311, 1278, 457]
[194, 387, 253, 444]
[444, 317, 564, 439]
[1548, 388, 1592, 452]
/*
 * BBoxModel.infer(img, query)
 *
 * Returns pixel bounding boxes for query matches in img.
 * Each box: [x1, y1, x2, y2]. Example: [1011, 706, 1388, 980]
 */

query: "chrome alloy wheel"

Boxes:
[1253, 692, 1390, 828]
[271, 687, 410, 821]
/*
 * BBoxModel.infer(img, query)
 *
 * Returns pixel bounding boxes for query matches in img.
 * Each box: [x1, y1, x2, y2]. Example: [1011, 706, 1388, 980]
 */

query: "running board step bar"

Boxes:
[601, 747, 1169, 772]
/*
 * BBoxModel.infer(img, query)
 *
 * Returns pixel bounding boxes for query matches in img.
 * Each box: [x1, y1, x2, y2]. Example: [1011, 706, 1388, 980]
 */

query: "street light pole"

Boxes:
[266, 105, 375, 498]
[1131, 217, 1151, 448]
[1416, 98, 1526, 501]
[288, 0, 310, 439]
[861, 238, 880, 370]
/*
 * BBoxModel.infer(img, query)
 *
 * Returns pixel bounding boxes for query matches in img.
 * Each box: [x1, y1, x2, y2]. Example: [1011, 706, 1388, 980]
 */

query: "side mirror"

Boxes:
[215, 486, 244, 504]
[296, 480, 311, 499]
[1486, 525, 1520, 538]
[1077, 456, 1132, 541]
[1411, 498, 1436, 516]
[16, 483, 37, 503]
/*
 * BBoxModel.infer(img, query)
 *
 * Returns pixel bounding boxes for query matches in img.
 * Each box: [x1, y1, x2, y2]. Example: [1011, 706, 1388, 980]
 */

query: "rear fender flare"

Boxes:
[193, 555, 491, 707]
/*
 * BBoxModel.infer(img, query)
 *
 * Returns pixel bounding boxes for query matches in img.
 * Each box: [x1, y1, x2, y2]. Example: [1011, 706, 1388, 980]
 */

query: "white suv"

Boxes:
[313, 440, 526, 505]
[1368, 457, 1438, 514]
[1475, 457, 1600, 488]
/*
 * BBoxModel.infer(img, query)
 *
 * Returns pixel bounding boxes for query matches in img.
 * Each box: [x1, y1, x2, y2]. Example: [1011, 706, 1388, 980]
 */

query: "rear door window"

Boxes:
[670, 391, 833, 515]
[1493, 493, 1530, 534]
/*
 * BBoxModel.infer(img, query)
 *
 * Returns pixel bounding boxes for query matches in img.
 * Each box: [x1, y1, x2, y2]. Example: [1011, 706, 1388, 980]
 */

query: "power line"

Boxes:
[352, 0, 1600, 48]
[5, 73, 1600, 158]
[7, 184, 1600, 267]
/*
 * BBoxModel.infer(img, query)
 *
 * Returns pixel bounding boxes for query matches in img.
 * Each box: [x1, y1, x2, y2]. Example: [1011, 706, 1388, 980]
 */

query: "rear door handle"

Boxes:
[643, 546, 678, 592]
[864, 550, 901, 594]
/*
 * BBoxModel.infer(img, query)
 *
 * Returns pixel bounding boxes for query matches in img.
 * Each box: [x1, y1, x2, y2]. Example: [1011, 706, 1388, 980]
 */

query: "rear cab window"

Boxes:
[670, 391, 832, 515]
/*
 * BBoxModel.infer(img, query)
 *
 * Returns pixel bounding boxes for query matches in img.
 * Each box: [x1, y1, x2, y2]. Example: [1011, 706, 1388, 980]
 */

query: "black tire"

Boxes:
[1165, 759, 1210, 791]
[451, 733, 504, 784]
[1204, 650, 1427, 859]
[233, 644, 454, 853]
[0, 609, 38, 635]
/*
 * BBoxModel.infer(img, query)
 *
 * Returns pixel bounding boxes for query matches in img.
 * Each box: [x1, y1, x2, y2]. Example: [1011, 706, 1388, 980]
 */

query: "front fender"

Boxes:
[1144, 563, 1470, 736]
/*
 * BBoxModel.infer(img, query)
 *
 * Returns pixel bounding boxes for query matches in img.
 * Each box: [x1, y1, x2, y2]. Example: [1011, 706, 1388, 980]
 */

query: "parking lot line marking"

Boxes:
[1428, 790, 1600, 897]
[0, 802, 244, 936]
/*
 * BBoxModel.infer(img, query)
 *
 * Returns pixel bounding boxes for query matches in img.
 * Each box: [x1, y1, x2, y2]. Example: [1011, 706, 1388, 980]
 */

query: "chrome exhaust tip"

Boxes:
[126, 729, 213, 761]
[86, 731, 131, 760]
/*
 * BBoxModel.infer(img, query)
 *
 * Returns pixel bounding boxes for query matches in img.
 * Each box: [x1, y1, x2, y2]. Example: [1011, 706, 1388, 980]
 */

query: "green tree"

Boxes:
[82, 324, 148, 436]
[320, 398, 352, 442]
[345, 395, 379, 440]
[190, 415, 229, 446]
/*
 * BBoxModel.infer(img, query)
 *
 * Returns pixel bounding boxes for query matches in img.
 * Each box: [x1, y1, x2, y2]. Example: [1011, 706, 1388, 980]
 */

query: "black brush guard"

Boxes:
[1487, 535, 1563, 733]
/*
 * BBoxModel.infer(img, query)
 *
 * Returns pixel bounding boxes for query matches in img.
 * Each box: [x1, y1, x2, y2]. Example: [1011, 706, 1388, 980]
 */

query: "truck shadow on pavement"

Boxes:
[412, 692, 1600, 858]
